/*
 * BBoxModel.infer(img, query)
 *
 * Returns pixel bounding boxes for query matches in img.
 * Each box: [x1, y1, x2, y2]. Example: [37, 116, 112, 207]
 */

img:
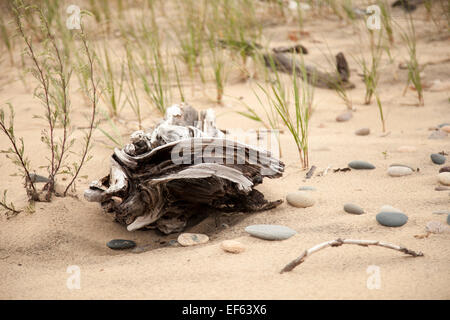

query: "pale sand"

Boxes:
[0, 4, 449, 299]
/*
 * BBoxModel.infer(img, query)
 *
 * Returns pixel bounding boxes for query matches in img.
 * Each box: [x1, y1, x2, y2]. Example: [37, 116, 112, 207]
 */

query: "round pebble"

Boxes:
[344, 203, 364, 215]
[286, 191, 315, 208]
[355, 128, 370, 136]
[376, 212, 408, 227]
[387, 166, 413, 177]
[431, 153, 446, 165]
[380, 205, 403, 213]
[336, 111, 353, 122]
[220, 240, 245, 254]
[177, 233, 209, 246]
[107, 239, 136, 250]
[298, 186, 317, 191]
[348, 160, 375, 170]
[439, 166, 450, 173]
[397, 146, 417, 153]
[245, 224, 297, 241]
[441, 125, 450, 133]
[438, 172, 450, 186]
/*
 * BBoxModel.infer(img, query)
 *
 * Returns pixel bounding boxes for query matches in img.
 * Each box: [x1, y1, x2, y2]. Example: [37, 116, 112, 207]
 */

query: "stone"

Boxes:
[428, 130, 448, 139]
[177, 233, 209, 246]
[344, 203, 364, 215]
[438, 172, 450, 186]
[387, 166, 413, 177]
[348, 160, 375, 170]
[439, 166, 450, 173]
[107, 239, 136, 250]
[220, 240, 245, 254]
[336, 111, 353, 122]
[29, 173, 50, 183]
[389, 163, 416, 171]
[245, 224, 297, 240]
[286, 191, 315, 208]
[431, 153, 446, 165]
[355, 128, 370, 136]
[380, 205, 403, 213]
[298, 186, 317, 191]
[376, 212, 408, 227]
[397, 146, 417, 153]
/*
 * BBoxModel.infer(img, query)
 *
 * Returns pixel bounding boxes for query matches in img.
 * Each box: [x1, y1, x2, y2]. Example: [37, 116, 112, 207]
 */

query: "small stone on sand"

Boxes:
[387, 166, 413, 177]
[336, 111, 353, 122]
[220, 240, 245, 254]
[348, 160, 375, 170]
[431, 153, 446, 165]
[355, 128, 370, 136]
[344, 203, 364, 215]
[177, 233, 209, 246]
[376, 212, 408, 227]
[438, 172, 450, 186]
[107, 239, 136, 250]
[286, 191, 315, 208]
[245, 224, 297, 241]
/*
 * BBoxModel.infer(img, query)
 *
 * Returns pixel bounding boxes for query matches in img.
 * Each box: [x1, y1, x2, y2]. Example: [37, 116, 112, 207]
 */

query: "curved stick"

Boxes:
[280, 238, 424, 274]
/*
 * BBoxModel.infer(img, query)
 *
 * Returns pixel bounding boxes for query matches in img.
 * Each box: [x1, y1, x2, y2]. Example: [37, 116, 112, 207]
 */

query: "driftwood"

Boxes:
[263, 51, 354, 89]
[85, 104, 284, 234]
[280, 238, 424, 274]
[219, 39, 354, 89]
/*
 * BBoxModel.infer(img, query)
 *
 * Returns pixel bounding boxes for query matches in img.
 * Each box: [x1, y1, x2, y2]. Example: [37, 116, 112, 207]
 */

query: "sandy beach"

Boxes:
[0, 0, 449, 299]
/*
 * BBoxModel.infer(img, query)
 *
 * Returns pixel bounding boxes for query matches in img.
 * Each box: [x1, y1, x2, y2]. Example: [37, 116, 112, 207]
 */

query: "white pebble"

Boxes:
[388, 166, 413, 177]
[438, 172, 450, 186]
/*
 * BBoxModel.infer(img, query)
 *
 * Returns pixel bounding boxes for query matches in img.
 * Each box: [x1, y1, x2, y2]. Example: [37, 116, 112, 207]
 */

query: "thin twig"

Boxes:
[280, 238, 424, 274]
[63, 25, 97, 196]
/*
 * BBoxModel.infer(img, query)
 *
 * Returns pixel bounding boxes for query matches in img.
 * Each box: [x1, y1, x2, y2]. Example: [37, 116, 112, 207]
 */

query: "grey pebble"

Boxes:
[431, 153, 446, 165]
[376, 212, 408, 227]
[344, 203, 365, 215]
[336, 111, 353, 122]
[348, 160, 375, 170]
[29, 173, 50, 183]
[245, 224, 297, 241]
[107, 239, 136, 250]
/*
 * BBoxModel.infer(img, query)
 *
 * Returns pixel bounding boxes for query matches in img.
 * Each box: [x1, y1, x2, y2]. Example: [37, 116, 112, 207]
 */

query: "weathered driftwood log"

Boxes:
[263, 51, 355, 89]
[219, 39, 354, 89]
[85, 104, 284, 234]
